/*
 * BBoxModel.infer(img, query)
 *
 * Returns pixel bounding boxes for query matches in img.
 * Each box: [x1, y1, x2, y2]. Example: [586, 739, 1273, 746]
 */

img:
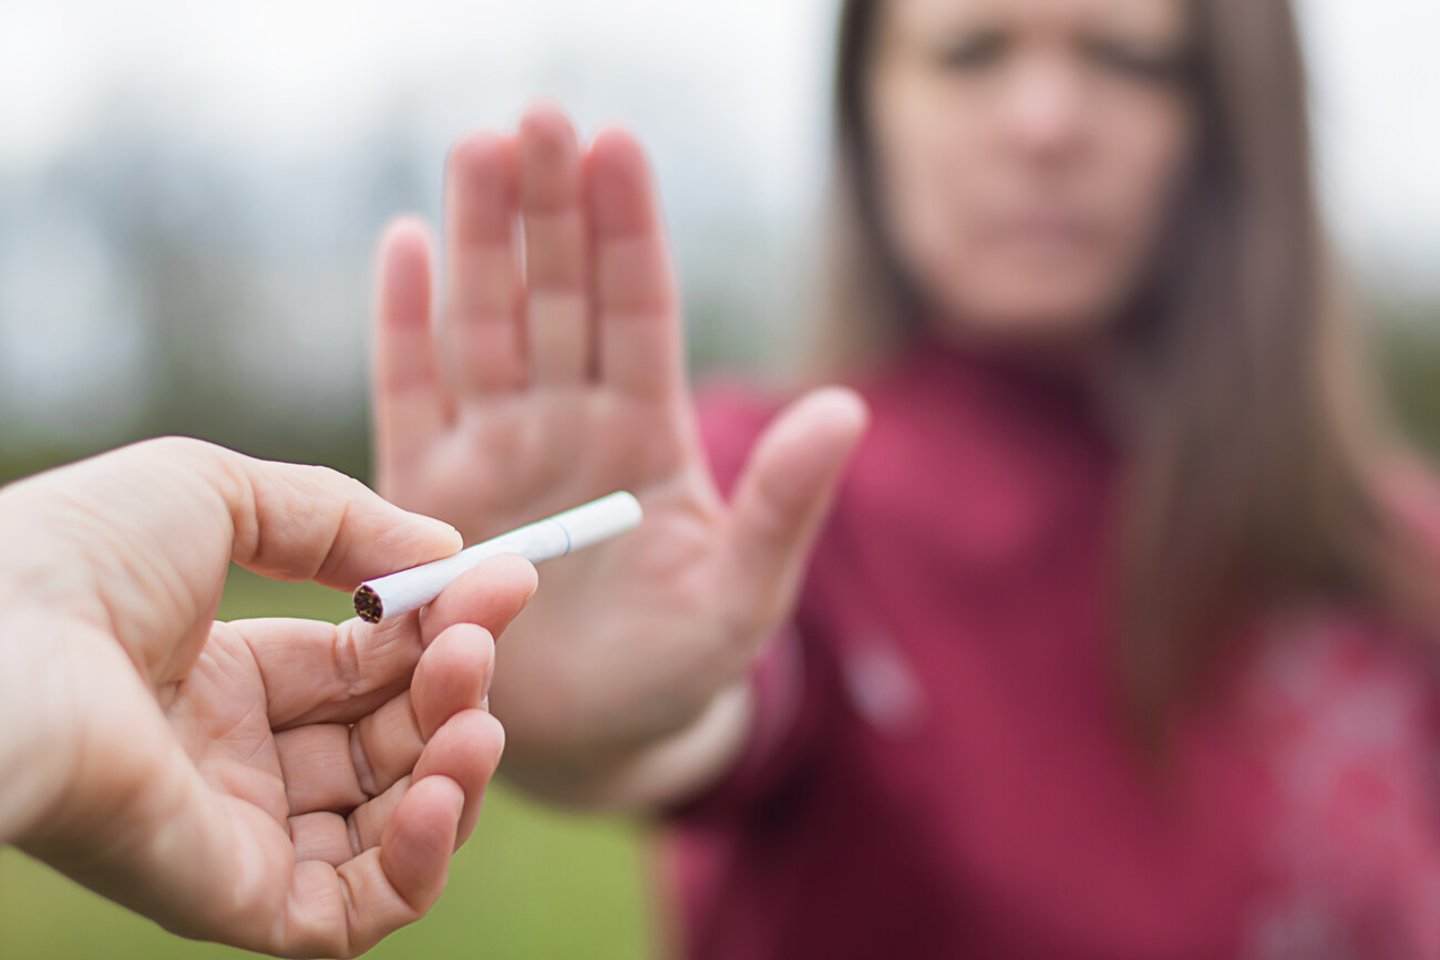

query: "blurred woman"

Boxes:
[368, 0, 1440, 956]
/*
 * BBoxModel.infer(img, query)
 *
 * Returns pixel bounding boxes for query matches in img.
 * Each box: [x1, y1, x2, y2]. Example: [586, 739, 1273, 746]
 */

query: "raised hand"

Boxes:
[371, 104, 867, 808]
[0, 439, 536, 957]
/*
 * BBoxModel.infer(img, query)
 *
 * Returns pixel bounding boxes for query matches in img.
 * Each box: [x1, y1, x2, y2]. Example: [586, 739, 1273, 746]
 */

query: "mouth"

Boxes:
[981, 212, 1099, 260]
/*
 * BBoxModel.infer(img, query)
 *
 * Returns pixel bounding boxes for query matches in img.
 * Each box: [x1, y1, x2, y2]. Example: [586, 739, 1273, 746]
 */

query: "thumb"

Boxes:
[724, 387, 868, 642]
[0, 438, 464, 685]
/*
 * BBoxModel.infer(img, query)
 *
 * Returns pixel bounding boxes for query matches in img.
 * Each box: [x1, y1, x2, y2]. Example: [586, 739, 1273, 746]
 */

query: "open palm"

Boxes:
[371, 104, 866, 806]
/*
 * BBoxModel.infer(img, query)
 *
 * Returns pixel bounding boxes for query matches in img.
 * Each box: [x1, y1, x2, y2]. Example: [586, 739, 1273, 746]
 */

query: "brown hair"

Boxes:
[821, 0, 1433, 737]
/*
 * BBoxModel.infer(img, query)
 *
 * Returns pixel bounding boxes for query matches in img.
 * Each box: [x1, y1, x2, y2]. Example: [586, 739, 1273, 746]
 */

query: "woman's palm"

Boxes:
[371, 104, 866, 792]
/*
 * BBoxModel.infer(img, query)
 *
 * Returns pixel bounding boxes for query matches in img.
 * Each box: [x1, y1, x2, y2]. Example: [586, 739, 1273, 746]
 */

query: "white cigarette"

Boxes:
[354, 491, 643, 623]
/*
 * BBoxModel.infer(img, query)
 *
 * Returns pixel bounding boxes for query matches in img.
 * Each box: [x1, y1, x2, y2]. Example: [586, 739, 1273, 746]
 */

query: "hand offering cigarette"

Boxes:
[354, 491, 643, 623]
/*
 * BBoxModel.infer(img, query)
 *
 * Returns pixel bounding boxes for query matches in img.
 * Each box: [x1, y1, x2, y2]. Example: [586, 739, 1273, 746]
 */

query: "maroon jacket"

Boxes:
[666, 340, 1440, 960]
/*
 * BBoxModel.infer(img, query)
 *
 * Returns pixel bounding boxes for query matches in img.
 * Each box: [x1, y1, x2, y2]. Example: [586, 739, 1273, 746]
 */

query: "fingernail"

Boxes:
[480, 657, 495, 709]
[481, 669, 495, 706]
[408, 511, 463, 545]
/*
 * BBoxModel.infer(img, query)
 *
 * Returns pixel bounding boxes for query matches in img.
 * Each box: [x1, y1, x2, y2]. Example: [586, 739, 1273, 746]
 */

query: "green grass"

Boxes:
[0, 570, 658, 960]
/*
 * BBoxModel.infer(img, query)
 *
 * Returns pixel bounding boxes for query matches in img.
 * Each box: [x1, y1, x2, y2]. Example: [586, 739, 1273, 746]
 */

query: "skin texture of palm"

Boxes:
[370, 104, 867, 808]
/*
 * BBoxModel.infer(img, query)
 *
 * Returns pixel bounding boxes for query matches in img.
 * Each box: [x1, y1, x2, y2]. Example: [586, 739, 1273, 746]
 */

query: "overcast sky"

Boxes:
[0, 0, 1436, 289]
[2, 0, 1437, 286]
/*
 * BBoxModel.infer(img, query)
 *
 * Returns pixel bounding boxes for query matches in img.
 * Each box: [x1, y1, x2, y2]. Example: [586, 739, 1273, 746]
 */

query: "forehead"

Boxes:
[884, 0, 1188, 40]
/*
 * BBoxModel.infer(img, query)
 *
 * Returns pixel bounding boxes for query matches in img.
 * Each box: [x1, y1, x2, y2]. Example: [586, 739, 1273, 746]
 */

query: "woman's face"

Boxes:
[867, 0, 1194, 343]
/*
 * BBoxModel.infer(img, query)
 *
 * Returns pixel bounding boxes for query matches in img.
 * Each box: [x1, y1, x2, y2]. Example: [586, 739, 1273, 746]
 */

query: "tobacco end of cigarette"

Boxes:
[354, 584, 383, 624]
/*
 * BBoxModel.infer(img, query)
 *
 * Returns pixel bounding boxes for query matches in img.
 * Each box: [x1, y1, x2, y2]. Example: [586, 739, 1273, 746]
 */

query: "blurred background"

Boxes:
[1, 0, 1437, 957]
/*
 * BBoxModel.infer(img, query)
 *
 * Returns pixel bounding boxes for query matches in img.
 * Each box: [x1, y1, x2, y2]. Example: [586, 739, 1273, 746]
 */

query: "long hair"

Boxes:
[820, 0, 1433, 739]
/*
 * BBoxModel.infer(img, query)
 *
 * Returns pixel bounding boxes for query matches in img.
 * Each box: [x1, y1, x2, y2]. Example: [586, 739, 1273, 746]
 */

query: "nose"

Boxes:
[998, 57, 1086, 158]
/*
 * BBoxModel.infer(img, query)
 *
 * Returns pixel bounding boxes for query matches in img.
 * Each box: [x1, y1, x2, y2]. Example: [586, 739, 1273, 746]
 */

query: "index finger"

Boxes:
[233, 554, 538, 728]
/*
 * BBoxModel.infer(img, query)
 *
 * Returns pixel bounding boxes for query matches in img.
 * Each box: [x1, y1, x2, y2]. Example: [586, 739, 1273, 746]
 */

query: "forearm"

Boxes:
[499, 682, 754, 814]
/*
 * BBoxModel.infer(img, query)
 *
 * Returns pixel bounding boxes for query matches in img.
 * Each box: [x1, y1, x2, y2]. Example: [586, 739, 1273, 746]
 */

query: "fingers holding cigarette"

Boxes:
[355, 492, 644, 623]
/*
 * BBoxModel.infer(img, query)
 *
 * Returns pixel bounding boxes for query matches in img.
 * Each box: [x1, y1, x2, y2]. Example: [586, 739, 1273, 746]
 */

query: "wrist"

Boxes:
[501, 681, 754, 813]
[599, 681, 754, 811]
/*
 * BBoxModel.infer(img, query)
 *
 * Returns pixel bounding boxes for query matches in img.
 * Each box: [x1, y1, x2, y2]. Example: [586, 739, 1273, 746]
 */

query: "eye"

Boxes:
[1082, 37, 1188, 86]
[930, 30, 1010, 73]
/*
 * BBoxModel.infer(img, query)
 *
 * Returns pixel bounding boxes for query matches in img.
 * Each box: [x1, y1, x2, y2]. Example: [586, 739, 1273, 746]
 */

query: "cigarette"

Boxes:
[353, 491, 643, 623]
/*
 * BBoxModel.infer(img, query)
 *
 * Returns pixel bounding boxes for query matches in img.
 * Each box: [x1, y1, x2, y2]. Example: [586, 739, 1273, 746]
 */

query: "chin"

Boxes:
[932, 281, 1118, 346]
